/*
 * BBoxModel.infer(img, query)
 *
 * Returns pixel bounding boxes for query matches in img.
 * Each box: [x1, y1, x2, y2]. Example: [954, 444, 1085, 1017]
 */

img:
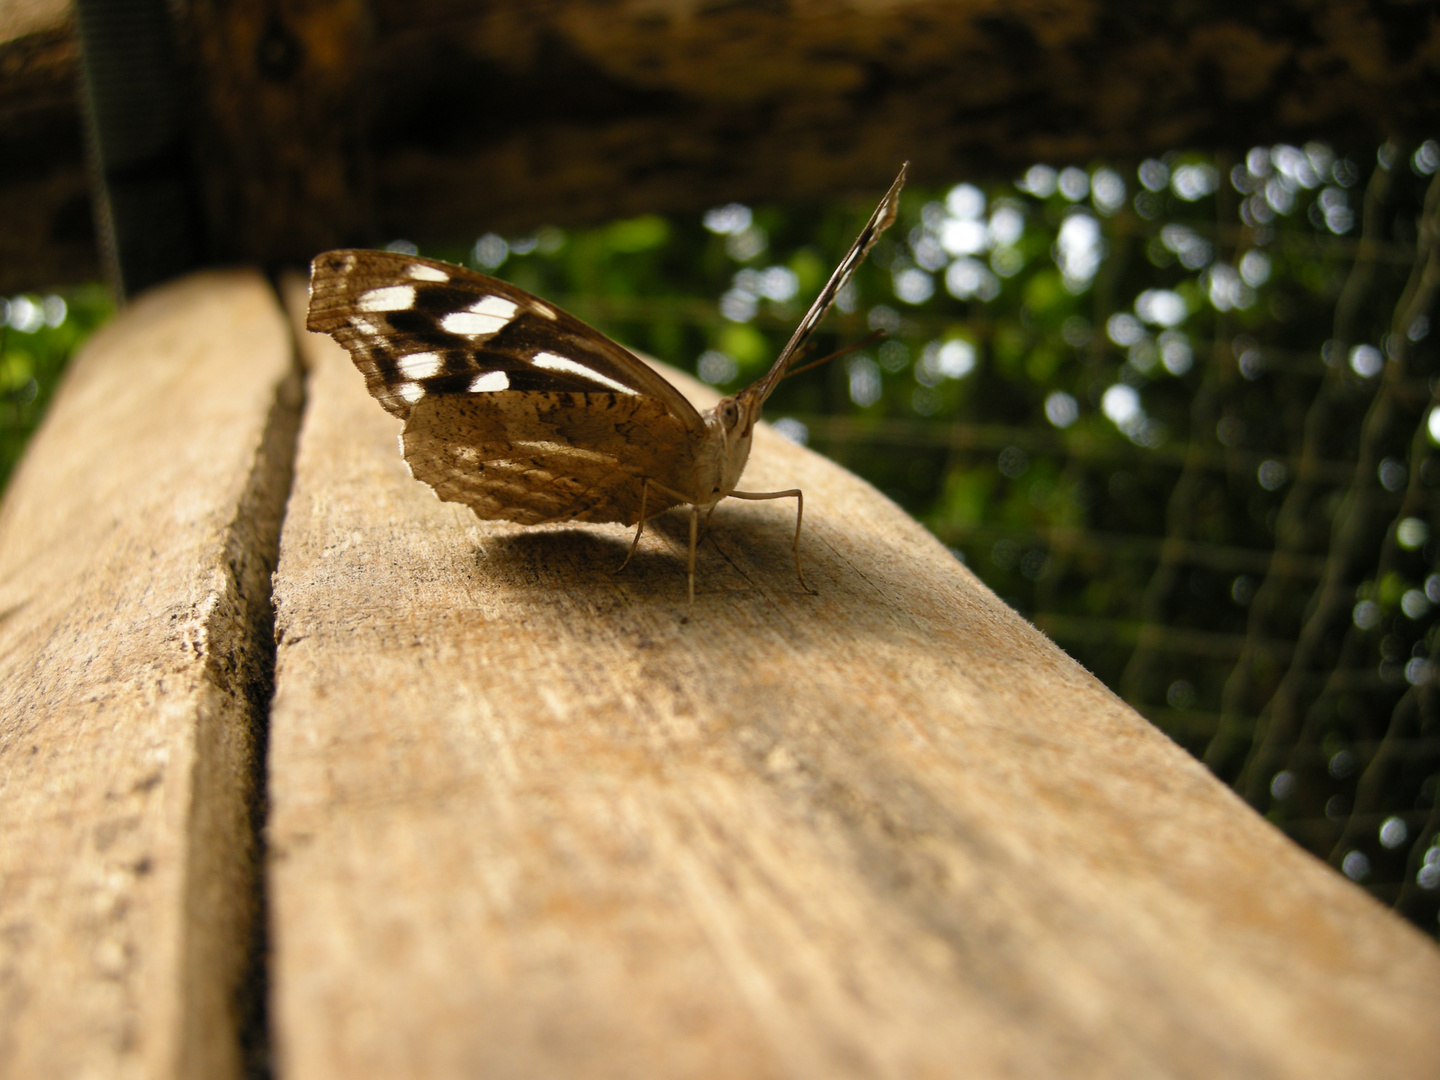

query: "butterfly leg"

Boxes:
[727, 488, 810, 592]
[687, 504, 700, 608]
[619, 479, 703, 605]
[617, 479, 652, 573]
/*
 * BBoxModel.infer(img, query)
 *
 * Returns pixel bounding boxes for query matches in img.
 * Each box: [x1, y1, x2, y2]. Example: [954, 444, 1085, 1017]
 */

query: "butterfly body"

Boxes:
[307, 164, 906, 604]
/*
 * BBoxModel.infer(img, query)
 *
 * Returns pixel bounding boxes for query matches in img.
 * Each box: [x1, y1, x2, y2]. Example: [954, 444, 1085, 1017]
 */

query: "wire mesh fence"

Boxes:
[826, 145, 1440, 934]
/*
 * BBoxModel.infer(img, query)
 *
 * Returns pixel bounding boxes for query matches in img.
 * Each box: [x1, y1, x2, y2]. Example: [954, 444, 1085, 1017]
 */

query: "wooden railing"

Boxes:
[2, 269, 1439, 1078]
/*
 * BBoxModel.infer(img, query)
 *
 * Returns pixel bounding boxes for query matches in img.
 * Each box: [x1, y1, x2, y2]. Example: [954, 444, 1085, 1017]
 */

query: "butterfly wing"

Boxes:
[307, 250, 706, 429]
[401, 391, 696, 526]
[308, 250, 709, 525]
[743, 163, 907, 408]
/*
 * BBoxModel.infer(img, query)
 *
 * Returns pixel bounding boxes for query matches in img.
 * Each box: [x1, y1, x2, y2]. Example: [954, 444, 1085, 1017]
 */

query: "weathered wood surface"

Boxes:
[6, 0, 1440, 289]
[268, 272, 1440, 1080]
[4, 266, 1439, 1078]
[0, 271, 299, 1080]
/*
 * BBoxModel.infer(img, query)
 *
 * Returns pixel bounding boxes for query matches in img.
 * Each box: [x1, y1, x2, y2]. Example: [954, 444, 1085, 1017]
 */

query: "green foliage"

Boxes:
[603, 215, 671, 253]
[0, 286, 115, 491]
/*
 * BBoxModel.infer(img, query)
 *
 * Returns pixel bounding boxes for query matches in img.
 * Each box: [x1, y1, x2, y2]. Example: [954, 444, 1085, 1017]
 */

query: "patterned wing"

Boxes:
[307, 249, 706, 431]
[743, 163, 907, 407]
[401, 391, 697, 526]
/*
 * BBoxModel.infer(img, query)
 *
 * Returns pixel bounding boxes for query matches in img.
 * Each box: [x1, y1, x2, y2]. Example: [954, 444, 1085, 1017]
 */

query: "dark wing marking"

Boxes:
[401, 391, 697, 526]
[743, 163, 907, 407]
[307, 250, 706, 431]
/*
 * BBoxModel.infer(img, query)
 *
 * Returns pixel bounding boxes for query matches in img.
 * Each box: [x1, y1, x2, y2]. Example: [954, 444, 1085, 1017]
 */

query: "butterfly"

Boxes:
[307, 163, 907, 606]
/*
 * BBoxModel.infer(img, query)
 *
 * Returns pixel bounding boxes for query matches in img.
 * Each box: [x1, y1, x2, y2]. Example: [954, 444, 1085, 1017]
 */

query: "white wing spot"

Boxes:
[396, 382, 425, 404]
[441, 296, 519, 338]
[397, 351, 444, 379]
[349, 316, 382, 337]
[531, 302, 558, 320]
[533, 351, 636, 395]
[472, 296, 519, 317]
[358, 285, 416, 312]
[406, 263, 449, 282]
[469, 371, 509, 392]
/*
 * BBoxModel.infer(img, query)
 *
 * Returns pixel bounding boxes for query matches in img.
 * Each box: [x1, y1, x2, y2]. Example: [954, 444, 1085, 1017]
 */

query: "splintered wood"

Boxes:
[266, 275, 1440, 1080]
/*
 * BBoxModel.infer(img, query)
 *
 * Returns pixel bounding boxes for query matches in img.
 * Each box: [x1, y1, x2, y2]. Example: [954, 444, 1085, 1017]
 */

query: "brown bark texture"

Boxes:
[2, 0, 1438, 290]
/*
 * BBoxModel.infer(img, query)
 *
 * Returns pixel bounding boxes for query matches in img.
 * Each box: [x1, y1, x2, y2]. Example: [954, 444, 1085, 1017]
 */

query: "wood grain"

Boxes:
[270, 273, 1440, 1079]
[0, 270, 300, 1079]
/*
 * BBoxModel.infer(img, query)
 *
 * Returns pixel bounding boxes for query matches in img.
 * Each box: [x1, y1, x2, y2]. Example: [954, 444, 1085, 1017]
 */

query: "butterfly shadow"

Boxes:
[465, 503, 817, 606]
[471, 520, 689, 601]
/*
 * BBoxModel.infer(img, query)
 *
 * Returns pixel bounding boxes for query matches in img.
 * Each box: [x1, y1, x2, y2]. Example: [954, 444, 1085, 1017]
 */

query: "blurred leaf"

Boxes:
[0, 349, 34, 391]
[788, 248, 828, 297]
[604, 215, 670, 253]
[717, 322, 769, 368]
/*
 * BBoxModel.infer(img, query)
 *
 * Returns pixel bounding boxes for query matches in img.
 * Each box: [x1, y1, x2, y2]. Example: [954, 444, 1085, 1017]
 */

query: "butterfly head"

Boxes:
[701, 390, 765, 500]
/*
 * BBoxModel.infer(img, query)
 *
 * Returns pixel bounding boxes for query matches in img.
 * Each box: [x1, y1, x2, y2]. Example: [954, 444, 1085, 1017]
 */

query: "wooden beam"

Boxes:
[0, 270, 300, 1079]
[0, 0, 97, 292]
[267, 271, 1440, 1078]
[73, 0, 206, 294]
[182, 0, 376, 266]
[5, 1, 1440, 288]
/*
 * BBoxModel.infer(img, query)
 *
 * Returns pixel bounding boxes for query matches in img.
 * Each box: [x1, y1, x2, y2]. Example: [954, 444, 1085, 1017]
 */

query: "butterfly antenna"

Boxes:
[781, 329, 887, 382]
[740, 163, 907, 409]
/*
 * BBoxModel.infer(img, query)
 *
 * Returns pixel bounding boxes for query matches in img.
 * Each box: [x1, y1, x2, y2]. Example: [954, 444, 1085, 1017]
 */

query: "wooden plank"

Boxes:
[0, 270, 300, 1080]
[270, 272, 1440, 1079]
